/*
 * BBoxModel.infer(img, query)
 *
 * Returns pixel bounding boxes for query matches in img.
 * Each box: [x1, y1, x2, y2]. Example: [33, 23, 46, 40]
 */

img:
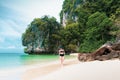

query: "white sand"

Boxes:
[34, 60, 120, 80]
[1, 59, 120, 80]
[0, 58, 78, 80]
[22, 58, 79, 80]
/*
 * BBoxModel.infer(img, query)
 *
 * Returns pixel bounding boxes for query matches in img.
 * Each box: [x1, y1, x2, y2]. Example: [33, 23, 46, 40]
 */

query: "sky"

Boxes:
[0, 0, 64, 53]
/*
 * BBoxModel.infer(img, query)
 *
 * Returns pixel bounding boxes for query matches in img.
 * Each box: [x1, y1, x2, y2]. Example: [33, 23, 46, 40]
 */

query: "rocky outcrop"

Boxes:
[60, 0, 82, 26]
[78, 41, 120, 62]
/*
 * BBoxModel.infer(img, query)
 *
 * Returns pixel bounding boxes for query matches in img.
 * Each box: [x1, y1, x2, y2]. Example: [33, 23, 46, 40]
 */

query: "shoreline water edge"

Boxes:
[1, 53, 120, 80]
[0, 53, 77, 80]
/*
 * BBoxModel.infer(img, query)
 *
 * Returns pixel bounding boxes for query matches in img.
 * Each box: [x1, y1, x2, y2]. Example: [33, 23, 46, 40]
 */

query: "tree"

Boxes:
[79, 12, 114, 52]
[22, 16, 61, 54]
[60, 0, 119, 53]
[59, 22, 80, 52]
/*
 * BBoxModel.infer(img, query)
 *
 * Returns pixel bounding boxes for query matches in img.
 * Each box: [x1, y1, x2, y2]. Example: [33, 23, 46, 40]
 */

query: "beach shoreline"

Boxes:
[0, 55, 78, 80]
[1, 57, 120, 80]
[22, 58, 79, 80]
[33, 59, 120, 80]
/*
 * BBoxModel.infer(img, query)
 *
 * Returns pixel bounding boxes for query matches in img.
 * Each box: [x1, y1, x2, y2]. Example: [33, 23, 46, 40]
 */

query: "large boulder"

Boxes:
[78, 41, 120, 62]
[111, 41, 120, 50]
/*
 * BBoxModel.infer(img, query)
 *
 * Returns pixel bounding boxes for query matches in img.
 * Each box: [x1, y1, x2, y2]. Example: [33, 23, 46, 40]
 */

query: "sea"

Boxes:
[0, 53, 60, 80]
[0, 53, 74, 80]
[0, 53, 59, 69]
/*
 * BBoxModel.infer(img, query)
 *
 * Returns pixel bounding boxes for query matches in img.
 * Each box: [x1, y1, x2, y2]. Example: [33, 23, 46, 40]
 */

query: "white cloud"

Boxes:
[0, 0, 64, 52]
[1, 30, 20, 37]
[3, 0, 64, 22]
[7, 45, 16, 49]
[0, 26, 21, 38]
[6, 20, 22, 32]
[0, 45, 17, 49]
[0, 19, 21, 38]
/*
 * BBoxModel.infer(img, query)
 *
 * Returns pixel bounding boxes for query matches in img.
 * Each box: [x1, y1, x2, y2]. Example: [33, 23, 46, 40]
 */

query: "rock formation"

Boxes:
[78, 41, 120, 61]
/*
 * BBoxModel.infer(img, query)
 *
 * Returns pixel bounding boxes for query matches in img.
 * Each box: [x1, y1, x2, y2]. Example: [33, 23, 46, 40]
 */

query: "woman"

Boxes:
[58, 48, 65, 67]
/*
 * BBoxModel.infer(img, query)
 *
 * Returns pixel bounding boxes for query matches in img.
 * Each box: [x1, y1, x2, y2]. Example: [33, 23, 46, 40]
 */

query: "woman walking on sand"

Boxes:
[58, 48, 65, 67]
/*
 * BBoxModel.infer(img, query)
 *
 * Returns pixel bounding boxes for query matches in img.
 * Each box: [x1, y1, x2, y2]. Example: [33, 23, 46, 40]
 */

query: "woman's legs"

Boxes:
[60, 56, 64, 67]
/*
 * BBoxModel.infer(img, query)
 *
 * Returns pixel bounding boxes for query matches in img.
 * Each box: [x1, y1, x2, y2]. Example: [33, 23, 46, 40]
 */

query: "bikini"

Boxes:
[60, 54, 64, 57]
[59, 49, 65, 57]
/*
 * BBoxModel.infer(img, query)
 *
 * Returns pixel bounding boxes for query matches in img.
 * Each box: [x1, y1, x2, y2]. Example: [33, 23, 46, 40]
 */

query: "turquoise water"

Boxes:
[0, 53, 58, 69]
[0, 53, 75, 80]
[0, 53, 74, 69]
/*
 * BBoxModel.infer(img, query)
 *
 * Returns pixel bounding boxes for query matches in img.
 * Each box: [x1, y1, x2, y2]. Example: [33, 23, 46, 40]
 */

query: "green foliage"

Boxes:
[79, 12, 115, 52]
[60, 0, 119, 53]
[59, 23, 80, 52]
[79, 40, 104, 53]
[60, 0, 83, 23]
[22, 0, 120, 54]
[67, 44, 77, 52]
[22, 16, 60, 53]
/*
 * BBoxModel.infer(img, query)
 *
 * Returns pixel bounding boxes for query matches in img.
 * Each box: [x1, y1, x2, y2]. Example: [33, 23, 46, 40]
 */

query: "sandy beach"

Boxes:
[0, 55, 78, 80]
[22, 58, 79, 80]
[21, 58, 120, 80]
[0, 58, 120, 80]
[1, 57, 120, 80]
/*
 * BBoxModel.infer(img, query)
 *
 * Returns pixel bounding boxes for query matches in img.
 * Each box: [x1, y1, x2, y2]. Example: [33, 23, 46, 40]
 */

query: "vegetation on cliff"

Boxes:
[22, 16, 61, 54]
[60, 0, 120, 53]
[22, 0, 120, 54]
